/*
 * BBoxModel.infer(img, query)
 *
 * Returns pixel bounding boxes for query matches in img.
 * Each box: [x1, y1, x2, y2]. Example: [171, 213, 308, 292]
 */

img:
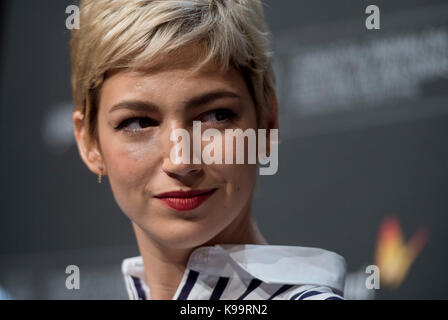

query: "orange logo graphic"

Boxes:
[375, 215, 428, 288]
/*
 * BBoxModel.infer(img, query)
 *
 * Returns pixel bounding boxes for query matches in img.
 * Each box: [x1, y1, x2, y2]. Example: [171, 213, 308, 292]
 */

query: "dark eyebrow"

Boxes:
[109, 90, 241, 113]
[109, 100, 159, 113]
[184, 90, 241, 110]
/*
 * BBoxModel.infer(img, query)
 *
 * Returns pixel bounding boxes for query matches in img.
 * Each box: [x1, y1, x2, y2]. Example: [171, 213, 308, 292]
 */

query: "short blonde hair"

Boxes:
[70, 0, 276, 142]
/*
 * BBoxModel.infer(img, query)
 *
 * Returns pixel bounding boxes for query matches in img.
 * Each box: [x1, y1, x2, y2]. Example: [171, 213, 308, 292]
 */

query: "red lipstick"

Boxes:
[154, 188, 217, 211]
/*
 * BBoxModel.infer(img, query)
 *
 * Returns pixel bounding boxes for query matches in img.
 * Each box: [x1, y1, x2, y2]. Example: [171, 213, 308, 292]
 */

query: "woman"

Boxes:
[71, 0, 346, 300]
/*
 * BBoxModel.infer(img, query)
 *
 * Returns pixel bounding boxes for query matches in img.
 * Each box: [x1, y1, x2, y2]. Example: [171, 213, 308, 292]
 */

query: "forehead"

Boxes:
[100, 46, 250, 108]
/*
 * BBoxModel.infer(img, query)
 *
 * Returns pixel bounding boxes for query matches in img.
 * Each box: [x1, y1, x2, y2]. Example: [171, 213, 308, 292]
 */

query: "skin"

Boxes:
[73, 45, 278, 300]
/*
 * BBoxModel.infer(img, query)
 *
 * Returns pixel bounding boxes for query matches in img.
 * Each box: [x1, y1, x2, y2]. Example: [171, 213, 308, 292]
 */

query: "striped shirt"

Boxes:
[122, 244, 346, 300]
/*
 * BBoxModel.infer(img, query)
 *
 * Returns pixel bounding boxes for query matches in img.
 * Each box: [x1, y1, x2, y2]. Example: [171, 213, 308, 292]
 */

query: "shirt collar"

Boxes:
[121, 244, 346, 300]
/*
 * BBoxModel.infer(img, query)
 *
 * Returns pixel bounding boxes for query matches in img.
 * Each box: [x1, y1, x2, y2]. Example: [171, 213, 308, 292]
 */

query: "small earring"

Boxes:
[98, 166, 103, 184]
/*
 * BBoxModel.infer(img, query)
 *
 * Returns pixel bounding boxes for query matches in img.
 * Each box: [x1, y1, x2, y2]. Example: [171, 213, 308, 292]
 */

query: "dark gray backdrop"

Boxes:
[0, 0, 447, 299]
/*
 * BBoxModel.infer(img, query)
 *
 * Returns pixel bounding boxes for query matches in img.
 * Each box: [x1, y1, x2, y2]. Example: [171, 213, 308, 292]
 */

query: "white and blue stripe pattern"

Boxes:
[178, 272, 343, 300]
[125, 270, 343, 300]
[122, 244, 346, 300]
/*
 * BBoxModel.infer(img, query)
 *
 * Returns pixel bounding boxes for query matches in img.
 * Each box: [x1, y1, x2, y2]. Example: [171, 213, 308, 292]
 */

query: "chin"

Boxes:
[147, 218, 223, 249]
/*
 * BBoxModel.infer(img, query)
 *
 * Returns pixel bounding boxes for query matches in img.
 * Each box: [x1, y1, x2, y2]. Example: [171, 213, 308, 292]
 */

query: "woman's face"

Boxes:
[95, 53, 259, 249]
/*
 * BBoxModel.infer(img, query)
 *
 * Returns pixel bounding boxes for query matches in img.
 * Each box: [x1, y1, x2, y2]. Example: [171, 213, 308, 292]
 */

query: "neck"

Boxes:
[132, 203, 267, 300]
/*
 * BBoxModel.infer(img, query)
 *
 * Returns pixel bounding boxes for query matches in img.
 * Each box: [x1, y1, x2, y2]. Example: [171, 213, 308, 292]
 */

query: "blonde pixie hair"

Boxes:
[70, 0, 277, 143]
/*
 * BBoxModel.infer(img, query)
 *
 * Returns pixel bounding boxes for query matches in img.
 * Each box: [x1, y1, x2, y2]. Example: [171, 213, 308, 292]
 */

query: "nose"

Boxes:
[161, 120, 203, 182]
[162, 157, 203, 179]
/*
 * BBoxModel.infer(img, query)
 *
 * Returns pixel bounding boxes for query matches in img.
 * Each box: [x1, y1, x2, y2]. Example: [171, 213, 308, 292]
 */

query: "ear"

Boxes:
[73, 110, 106, 176]
[265, 91, 279, 155]
[267, 91, 279, 130]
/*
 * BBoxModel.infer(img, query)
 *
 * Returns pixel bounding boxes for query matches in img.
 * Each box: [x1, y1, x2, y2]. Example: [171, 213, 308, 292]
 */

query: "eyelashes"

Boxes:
[114, 117, 159, 131]
[197, 108, 237, 123]
[114, 108, 238, 133]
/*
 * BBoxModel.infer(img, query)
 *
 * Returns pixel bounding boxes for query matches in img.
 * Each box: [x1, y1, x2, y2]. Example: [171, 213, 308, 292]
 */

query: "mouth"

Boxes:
[154, 188, 217, 211]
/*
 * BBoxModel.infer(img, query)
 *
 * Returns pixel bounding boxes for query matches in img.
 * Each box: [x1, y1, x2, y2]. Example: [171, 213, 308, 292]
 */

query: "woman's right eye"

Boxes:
[115, 117, 158, 131]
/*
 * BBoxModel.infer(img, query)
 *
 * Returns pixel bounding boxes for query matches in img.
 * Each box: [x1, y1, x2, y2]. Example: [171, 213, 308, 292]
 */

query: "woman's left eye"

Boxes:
[198, 108, 237, 123]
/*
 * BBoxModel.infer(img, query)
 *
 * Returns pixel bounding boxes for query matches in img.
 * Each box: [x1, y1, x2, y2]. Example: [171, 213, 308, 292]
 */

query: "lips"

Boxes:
[154, 188, 217, 211]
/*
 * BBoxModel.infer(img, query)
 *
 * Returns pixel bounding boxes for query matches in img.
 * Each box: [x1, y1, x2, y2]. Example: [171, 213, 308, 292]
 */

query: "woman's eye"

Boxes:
[199, 109, 236, 123]
[115, 117, 158, 131]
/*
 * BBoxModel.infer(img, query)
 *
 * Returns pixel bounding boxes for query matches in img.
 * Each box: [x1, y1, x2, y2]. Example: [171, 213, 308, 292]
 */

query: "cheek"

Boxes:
[212, 163, 257, 204]
[101, 139, 160, 215]
[105, 143, 153, 182]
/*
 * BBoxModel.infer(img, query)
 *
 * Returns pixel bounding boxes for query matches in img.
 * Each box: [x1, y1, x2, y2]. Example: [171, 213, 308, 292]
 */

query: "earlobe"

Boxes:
[72, 110, 105, 176]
